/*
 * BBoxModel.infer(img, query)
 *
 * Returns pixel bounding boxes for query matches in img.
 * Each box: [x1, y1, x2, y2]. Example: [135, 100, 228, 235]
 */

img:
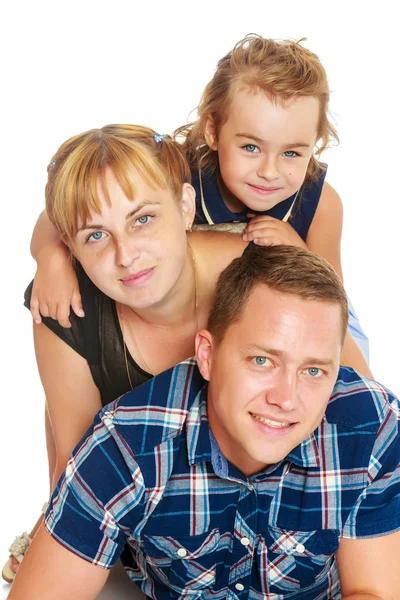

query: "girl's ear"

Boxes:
[180, 183, 196, 228]
[204, 117, 218, 150]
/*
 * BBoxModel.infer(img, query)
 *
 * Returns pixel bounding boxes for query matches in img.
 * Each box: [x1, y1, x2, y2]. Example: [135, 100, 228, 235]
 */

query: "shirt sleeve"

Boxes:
[44, 409, 146, 568]
[342, 396, 400, 539]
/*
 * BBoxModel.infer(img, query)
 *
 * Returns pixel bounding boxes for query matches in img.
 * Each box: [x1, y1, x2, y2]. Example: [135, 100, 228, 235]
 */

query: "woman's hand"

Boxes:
[30, 246, 84, 328]
[242, 215, 307, 249]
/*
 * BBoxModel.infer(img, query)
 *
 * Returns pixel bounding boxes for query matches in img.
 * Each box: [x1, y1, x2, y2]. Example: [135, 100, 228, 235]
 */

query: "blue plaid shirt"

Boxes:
[46, 359, 400, 599]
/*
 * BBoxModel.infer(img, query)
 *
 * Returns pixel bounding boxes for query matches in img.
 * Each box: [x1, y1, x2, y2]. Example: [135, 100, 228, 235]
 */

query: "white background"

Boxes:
[1, 1, 399, 598]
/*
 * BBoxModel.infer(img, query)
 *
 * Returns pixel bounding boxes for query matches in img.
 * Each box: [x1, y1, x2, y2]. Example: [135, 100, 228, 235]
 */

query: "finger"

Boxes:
[253, 236, 281, 246]
[247, 214, 277, 223]
[30, 296, 42, 325]
[56, 302, 72, 328]
[40, 302, 50, 318]
[243, 227, 275, 242]
[71, 291, 85, 318]
[49, 303, 58, 321]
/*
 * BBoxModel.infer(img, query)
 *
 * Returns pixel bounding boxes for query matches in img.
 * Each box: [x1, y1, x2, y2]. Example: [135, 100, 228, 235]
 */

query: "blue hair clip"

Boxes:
[48, 160, 56, 169]
[153, 133, 167, 143]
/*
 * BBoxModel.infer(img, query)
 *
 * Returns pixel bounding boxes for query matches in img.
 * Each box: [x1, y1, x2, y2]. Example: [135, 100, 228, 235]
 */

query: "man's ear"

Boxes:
[204, 117, 218, 151]
[180, 183, 196, 229]
[195, 329, 215, 381]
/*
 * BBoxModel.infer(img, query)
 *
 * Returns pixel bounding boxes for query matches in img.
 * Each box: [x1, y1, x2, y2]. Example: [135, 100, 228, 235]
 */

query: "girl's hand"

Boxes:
[30, 247, 84, 328]
[242, 214, 307, 249]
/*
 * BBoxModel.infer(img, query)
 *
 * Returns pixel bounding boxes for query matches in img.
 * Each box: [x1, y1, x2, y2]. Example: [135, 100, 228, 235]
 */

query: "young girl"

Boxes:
[28, 35, 370, 377]
[175, 34, 370, 370]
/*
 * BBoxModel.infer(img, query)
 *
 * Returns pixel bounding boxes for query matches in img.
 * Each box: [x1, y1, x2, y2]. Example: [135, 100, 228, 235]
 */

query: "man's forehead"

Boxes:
[228, 285, 342, 349]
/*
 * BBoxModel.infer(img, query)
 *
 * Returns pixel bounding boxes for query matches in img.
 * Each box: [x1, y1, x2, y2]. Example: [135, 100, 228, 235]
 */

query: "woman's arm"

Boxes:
[30, 211, 83, 328]
[33, 322, 103, 488]
[8, 526, 110, 600]
[306, 182, 373, 378]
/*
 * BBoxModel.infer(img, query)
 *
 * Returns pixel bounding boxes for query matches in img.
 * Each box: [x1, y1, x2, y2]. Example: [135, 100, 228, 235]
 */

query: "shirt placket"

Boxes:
[226, 478, 257, 598]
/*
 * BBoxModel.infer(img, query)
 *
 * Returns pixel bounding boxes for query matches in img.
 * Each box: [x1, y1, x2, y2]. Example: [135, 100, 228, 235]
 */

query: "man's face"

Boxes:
[197, 285, 342, 476]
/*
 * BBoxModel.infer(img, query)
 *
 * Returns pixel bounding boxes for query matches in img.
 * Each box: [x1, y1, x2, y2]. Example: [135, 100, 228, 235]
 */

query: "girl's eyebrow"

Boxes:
[235, 133, 264, 143]
[236, 133, 312, 149]
[282, 142, 311, 149]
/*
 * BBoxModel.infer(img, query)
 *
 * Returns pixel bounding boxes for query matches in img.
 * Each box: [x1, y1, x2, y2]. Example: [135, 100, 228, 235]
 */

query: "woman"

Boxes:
[2, 124, 247, 582]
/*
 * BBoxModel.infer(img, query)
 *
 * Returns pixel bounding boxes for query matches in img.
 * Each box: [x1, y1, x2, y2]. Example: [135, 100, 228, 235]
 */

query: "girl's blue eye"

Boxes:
[243, 144, 259, 153]
[88, 231, 103, 242]
[283, 150, 298, 158]
[307, 367, 322, 377]
[137, 215, 151, 225]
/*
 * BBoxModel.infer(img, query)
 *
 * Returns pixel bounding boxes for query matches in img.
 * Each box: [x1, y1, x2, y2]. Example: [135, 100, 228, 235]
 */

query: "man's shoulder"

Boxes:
[325, 366, 399, 430]
[101, 358, 206, 453]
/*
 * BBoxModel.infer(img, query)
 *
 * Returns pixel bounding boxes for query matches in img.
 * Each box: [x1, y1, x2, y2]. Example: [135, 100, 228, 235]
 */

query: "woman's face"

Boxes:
[71, 167, 195, 311]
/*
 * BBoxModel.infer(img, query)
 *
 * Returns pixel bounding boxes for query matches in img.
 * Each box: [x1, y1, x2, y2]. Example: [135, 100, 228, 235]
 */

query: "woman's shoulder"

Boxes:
[189, 229, 247, 283]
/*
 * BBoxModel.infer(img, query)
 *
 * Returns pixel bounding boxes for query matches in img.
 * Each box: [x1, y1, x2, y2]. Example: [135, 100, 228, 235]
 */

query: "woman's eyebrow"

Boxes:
[78, 200, 162, 232]
[125, 200, 161, 220]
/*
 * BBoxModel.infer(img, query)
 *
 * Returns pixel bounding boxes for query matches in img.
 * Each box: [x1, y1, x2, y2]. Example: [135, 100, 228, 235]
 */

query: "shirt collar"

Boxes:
[186, 382, 320, 474]
[286, 431, 320, 468]
[186, 386, 212, 466]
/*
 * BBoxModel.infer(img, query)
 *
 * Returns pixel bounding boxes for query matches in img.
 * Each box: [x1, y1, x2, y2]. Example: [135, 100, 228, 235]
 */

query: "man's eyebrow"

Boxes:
[245, 345, 335, 367]
[77, 200, 161, 232]
[235, 133, 311, 149]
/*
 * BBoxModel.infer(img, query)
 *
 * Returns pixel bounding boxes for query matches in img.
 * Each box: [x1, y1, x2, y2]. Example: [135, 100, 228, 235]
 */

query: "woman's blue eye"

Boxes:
[89, 231, 103, 242]
[307, 367, 322, 377]
[283, 150, 298, 157]
[137, 215, 151, 225]
[243, 144, 259, 153]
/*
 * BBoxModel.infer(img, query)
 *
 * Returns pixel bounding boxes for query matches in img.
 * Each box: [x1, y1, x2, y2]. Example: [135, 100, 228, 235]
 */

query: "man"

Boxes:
[9, 245, 400, 599]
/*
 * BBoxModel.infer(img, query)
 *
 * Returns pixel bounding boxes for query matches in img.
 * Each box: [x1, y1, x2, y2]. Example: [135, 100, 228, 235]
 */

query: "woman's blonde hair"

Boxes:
[46, 124, 191, 243]
[175, 34, 339, 183]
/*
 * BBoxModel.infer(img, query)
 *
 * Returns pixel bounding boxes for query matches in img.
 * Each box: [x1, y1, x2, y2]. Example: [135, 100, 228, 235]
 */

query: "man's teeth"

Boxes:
[251, 414, 289, 428]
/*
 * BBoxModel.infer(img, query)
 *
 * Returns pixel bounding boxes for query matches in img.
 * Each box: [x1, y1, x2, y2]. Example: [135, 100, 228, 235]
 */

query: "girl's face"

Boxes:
[71, 167, 195, 311]
[206, 88, 320, 212]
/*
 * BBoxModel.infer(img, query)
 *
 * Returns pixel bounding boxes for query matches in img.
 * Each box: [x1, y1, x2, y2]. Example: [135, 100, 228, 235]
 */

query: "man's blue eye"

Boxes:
[89, 231, 103, 241]
[243, 144, 259, 153]
[283, 150, 297, 157]
[254, 357, 267, 365]
[307, 367, 322, 377]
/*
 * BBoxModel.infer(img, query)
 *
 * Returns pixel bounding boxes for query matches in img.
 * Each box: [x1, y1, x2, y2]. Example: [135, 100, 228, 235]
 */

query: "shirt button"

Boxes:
[235, 583, 244, 591]
[240, 537, 250, 546]
[295, 543, 305, 553]
[176, 548, 187, 557]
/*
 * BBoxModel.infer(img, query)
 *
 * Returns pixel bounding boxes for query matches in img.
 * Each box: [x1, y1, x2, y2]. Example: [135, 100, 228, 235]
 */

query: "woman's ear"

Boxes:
[180, 183, 196, 229]
[204, 117, 218, 150]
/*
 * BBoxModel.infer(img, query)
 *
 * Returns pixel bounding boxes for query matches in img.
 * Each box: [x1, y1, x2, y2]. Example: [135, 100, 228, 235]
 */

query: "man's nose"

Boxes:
[266, 371, 297, 411]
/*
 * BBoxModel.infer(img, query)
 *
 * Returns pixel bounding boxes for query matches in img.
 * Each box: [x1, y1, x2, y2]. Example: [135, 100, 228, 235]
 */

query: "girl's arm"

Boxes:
[306, 182, 373, 378]
[33, 322, 103, 489]
[30, 211, 83, 328]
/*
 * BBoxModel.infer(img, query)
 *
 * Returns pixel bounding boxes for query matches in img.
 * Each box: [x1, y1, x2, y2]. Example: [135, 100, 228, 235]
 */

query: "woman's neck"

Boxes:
[123, 244, 198, 330]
